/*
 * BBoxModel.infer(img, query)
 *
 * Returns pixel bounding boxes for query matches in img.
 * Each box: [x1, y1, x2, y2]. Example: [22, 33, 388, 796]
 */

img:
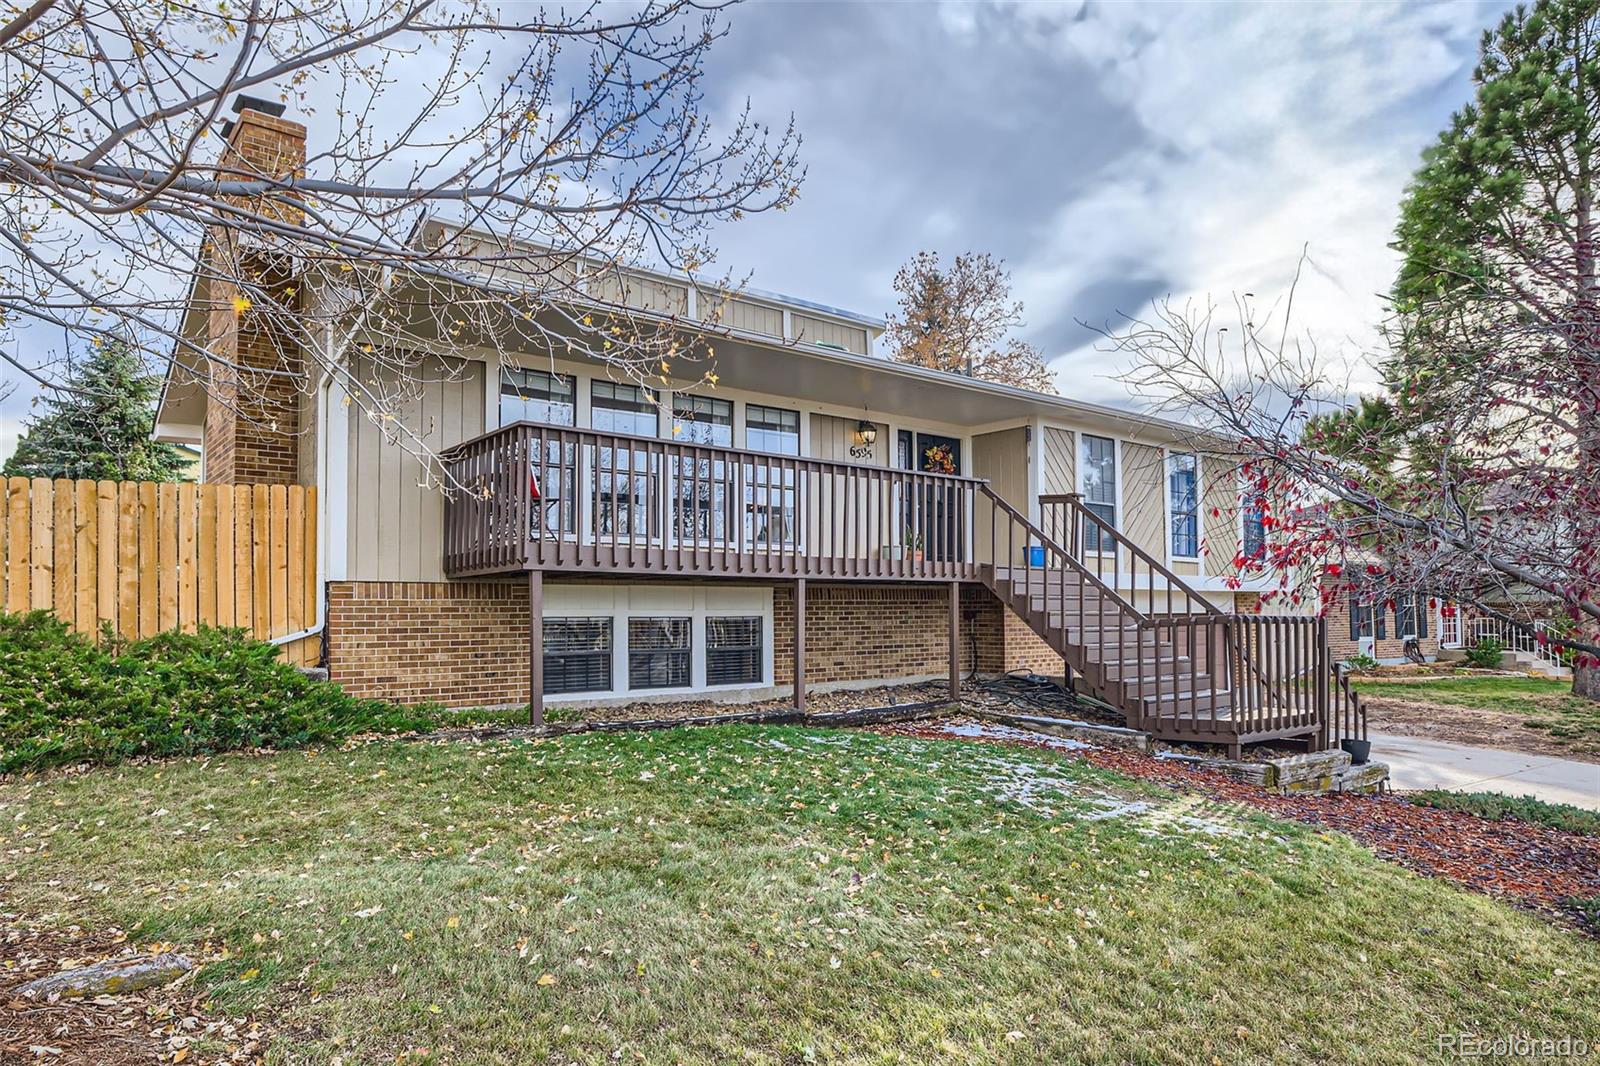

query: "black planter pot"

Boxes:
[1340, 738, 1372, 766]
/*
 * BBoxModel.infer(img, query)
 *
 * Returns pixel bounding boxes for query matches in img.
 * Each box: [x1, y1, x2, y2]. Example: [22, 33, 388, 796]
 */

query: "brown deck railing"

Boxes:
[442, 422, 1360, 751]
[1040, 493, 1220, 619]
[1040, 492, 1363, 747]
[442, 421, 981, 581]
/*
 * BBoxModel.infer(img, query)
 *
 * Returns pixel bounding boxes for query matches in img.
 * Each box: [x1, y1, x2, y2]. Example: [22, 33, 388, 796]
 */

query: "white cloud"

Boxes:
[1006, 1, 1489, 403]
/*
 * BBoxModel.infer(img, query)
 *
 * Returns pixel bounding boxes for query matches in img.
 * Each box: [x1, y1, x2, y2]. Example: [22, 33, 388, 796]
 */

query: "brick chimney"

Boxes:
[202, 101, 309, 486]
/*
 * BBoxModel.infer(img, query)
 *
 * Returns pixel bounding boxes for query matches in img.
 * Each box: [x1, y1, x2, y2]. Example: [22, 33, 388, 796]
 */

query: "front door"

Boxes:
[913, 433, 963, 562]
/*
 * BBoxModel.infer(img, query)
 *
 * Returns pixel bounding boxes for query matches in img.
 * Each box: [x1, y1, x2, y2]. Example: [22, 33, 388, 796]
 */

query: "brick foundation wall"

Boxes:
[327, 581, 533, 707]
[327, 579, 1057, 707]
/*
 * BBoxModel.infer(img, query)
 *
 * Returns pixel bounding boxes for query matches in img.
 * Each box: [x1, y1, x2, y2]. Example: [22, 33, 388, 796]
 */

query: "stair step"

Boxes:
[1120, 673, 1215, 697]
[1142, 688, 1233, 709]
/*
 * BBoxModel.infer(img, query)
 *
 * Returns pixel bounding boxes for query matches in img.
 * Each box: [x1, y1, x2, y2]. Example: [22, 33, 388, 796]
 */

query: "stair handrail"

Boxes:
[978, 484, 1144, 621]
[1041, 493, 1221, 617]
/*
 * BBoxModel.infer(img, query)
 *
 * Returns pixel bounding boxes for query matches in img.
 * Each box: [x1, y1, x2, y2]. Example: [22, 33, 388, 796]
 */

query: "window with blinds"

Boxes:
[629, 617, 691, 689]
[1080, 434, 1117, 552]
[706, 617, 762, 685]
[544, 618, 612, 694]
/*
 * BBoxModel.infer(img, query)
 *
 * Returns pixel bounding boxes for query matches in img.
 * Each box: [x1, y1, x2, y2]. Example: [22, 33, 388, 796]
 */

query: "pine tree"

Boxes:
[2, 339, 187, 482]
[1388, 0, 1600, 699]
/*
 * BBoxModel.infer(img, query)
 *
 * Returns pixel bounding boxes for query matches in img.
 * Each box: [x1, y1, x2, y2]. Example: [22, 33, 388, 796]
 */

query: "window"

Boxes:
[1349, 590, 1387, 641]
[745, 405, 800, 547]
[671, 394, 733, 445]
[500, 367, 575, 426]
[671, 395, 733, 541]
[1242, 495, 1267, 559]
[629, 617, 691, 689]
[544, 618, 612, 694]
[591, 382, 658, 537]
[746, 405, 800, 455]
[591, 380, 658, 436]
[1080, 434, 1117, 551]
[1168, 453, 1198, 558]
[1396, 594, 1429, 639]
[707, 617, 763, 685]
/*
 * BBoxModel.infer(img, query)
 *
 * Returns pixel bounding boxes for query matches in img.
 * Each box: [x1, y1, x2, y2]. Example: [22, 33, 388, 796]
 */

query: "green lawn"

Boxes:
[1352, 674, 1600, 747]
[3, 726, 1598, 1064]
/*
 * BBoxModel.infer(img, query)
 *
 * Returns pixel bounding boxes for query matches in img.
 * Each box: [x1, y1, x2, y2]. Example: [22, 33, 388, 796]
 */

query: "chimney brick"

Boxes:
[202, 107, 310, 486]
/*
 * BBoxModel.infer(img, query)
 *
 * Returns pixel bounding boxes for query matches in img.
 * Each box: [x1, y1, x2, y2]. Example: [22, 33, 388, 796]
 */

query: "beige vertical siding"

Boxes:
[1041, 426, 1075, 495]
[806, 414, 892, 555]
[971, 427, 1028, 563]
[808, 413, 888, 466]
[1202, 455, 1240, 573]
[791, 313, 867, 355]
[346, 354, 486, 582]
[710, 295, 784, 337]
[1122, 442, 1165, 560]
[971, 428, 1027, 507]
[593, 271, 689, 316]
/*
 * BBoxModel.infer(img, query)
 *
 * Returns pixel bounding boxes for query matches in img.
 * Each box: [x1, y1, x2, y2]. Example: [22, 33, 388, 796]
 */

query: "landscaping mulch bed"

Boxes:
[0, 922, 263, 1065]
[873, 717, 1600, 932]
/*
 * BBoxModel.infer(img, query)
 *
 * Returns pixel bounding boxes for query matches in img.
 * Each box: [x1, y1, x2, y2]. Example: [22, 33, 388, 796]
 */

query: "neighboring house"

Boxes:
[1320, 565, 1447, 665]
[169, 443, 202, 483]
[154, 104, 1351, 755]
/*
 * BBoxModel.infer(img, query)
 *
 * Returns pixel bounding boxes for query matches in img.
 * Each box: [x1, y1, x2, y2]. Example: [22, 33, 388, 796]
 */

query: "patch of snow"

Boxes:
[938, 719, 1094, 751]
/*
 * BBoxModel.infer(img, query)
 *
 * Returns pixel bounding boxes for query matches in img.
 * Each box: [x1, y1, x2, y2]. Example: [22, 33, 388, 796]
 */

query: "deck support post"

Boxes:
[794, 577, 807, 713]
[528, 568, 544, 728]
[948, 580, 961, 702]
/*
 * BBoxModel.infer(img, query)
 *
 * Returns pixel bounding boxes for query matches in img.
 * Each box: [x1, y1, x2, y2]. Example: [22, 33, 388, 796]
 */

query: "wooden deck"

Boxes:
[441, 421, 1366, 752]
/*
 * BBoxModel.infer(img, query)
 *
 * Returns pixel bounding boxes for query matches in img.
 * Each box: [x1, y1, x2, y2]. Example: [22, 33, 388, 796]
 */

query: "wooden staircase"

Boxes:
[976, 486, 1365, 755]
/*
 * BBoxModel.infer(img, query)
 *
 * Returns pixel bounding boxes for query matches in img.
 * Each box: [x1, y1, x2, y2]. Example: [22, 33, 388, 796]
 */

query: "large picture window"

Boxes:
[591, 381, 658, 537]
[745, 405, 800, 547]
[671, 394, 733, 445]
[1168, 453, 1198, 558]
[746, 405, 800, 455]
[1080, 434, 1117, 552]
[671, 395, 734, 542]
[706, 617, 763, 685]
[629, 617, 691, 689]
[502, 369, 578, 536]
[500, 367, 575, 426]
[544, 618, 612, 694]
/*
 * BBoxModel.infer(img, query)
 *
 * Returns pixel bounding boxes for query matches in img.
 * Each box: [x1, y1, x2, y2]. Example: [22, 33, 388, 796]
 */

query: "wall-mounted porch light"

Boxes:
[850, 418, 877, 460]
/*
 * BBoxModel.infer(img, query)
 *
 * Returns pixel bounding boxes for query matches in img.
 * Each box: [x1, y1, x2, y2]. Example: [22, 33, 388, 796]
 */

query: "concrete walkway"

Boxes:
[1370, 731, 1600, 811]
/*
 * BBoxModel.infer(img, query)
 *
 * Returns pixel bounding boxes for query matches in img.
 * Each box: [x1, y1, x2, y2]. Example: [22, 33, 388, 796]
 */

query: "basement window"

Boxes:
[706, 617, 763, 686]
[543, 618, 612, 694]
[629, 617, 691, 689]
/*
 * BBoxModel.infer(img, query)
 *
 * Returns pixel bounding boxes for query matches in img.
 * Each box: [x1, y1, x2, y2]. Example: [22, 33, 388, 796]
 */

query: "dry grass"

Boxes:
[2, 726, 1598, 1064]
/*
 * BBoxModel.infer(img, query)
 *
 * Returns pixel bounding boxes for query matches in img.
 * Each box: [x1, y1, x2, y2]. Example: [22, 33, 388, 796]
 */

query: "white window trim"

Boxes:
[1079, 432, 1120, 558]
[541, 584, 774, 703]
[1164, 449, 1201, 563]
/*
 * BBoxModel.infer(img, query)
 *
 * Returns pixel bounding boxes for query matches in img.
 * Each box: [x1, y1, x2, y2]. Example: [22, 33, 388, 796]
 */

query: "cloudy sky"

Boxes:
[0, 0, 1504, 461]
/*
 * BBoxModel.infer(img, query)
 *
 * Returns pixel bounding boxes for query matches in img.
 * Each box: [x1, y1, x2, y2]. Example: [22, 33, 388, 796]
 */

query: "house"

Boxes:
[153, 103, 1360, 756]
[1320, 565, 1449, 665]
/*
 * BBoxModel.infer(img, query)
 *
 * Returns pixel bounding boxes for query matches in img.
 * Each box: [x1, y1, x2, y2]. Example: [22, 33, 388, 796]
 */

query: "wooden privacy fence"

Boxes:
[0, 478, 320, 666]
